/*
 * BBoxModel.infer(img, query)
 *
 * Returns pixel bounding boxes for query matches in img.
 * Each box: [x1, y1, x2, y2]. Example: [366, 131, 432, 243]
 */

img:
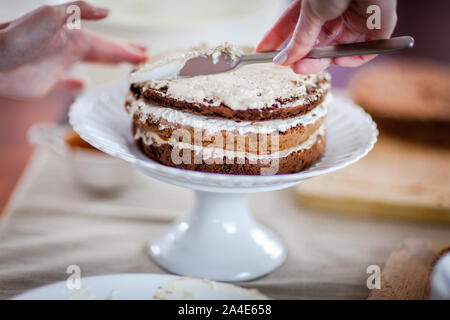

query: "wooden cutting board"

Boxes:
[294, 134, 450, 223]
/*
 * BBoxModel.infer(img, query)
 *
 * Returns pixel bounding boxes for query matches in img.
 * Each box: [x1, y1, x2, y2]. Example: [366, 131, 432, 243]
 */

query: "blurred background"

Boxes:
[0, 0, 449, 220]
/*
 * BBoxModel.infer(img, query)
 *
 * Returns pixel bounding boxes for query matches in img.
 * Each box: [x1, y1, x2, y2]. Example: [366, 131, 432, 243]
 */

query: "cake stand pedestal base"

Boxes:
[149, 190, 287, 282]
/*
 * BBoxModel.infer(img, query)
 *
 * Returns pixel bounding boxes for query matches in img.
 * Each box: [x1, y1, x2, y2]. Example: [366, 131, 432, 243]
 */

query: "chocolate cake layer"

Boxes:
[130, 85, 328, 122]
[133, 115, 324, 154]
[130, 63, 330, 121]
[127, 94, 329, 155]
[136, 132, 326, 175]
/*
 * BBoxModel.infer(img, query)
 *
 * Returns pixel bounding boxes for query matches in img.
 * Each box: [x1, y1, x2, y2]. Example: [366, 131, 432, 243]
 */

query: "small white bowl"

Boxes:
[28, 123, 134, 195]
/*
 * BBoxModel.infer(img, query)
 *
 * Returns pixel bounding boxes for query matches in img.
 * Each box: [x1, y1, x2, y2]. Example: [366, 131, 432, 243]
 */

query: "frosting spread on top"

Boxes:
[129, 52, 195, 82]
[129, 42, 243, 82]
[207, 42, 243, 63]
[141, 63, 330, 110]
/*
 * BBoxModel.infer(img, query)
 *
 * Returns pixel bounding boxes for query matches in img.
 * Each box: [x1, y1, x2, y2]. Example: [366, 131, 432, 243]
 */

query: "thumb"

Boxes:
[53, 1, 109, 24]
[274, 0, 350, 66]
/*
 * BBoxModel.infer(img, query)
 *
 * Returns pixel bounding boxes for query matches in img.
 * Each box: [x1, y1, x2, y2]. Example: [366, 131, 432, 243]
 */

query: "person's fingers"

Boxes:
[333, 54, 376, 68]
[345, 0, 397, 38]
[315, 17, 343, 46]
[20, 1, 109, 33]
[287, 16, 342, 74]
[56, 77, 84, 89]
[0, 2, 109, 70]
[49, 77, 84, 102]
[329, 25, 374, 68]
[0, 22, 10, 30]
[2, 1, 108, 31]
[274, 0, 350, 66]
[129, 43, 148, 52]
[291, 58, 331, 74]
[325, 0, 397, 68]
[54, 1, 109, 23]
[256, 0, 302, 52]
[80, 31, 148, 64]
[330, 25, 363, 45]
[274, 2, 323, 66]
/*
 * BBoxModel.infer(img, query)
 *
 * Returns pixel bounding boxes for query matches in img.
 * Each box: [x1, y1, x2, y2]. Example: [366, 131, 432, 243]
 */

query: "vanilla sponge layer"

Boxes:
[134, 123, 326, 161]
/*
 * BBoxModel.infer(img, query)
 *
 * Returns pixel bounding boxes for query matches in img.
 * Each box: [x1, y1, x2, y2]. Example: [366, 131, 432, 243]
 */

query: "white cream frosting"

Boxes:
[129, 42, 243, 82]
[128, 93, 330, 135]
[130, 54, 188, 82]
[208, 42, 243, 63]
[141, 63, 330, 111]
[134, 124, 325, 161]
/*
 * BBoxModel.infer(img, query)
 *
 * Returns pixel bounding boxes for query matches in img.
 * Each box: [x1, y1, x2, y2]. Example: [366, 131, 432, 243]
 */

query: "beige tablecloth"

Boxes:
[1, 149, 449, 299]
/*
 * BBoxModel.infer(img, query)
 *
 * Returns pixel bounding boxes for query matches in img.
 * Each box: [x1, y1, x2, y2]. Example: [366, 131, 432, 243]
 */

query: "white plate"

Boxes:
[12, 274, 268, 300]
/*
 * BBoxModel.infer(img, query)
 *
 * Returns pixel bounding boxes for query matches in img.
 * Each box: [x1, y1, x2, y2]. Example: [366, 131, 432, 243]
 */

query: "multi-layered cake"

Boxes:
[126, 48, 331, 175]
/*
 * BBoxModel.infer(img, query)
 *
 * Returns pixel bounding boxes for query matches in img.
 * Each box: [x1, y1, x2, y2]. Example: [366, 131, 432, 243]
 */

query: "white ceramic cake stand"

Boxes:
[70, 83, 377, 282]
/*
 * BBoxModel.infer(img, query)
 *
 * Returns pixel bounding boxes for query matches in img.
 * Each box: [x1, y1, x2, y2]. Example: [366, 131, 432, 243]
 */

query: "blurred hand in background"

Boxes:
[257, 0, 397, 74]
[0, 1, 147, 100]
